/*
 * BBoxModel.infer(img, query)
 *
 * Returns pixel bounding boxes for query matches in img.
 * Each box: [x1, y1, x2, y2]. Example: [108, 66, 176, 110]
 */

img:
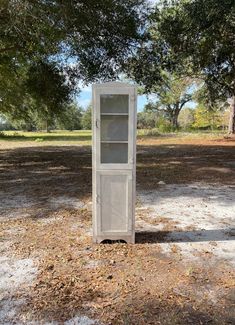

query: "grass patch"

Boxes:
[0, 131, 26, 139]
[0, 130, 92, 142]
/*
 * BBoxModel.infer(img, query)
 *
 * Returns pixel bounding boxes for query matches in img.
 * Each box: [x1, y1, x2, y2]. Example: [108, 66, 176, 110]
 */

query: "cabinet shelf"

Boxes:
[101, 113, 128, 116]
[101, 141, 128, 143]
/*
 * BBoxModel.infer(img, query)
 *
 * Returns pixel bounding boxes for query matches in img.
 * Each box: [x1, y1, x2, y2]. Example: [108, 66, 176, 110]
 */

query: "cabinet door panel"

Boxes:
[96, 171, 133, 234]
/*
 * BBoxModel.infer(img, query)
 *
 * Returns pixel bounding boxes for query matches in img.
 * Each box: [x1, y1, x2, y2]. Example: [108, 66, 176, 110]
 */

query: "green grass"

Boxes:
[0, 129, 227, 147]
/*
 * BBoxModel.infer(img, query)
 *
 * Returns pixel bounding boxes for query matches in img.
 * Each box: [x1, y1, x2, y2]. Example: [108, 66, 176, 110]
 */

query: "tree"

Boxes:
[125, 4, 194, 129]
[178, 108, 195, 130]
[81, 105, 92, 130]
[1, 60, 73, 131]
[193, 105, 224, 130]
[192, 83, 230, 131]
[137, 110, 159, 129]
[56, 103, 83, 131]
[26, 61, 73, 131]
[0, 0, 149, 119]
[157, 0, 235, 133]
[144, 73, 193, 129]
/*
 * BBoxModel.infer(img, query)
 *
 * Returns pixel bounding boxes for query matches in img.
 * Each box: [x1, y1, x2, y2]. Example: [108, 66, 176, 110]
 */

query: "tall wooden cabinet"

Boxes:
[92, 82, 137, 244]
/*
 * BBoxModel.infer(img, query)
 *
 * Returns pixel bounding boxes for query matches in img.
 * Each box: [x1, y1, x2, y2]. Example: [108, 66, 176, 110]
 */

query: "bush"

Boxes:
[137, 111, 158, 129]
[81, 105, 92, 130]
[156, 117, 173, 133]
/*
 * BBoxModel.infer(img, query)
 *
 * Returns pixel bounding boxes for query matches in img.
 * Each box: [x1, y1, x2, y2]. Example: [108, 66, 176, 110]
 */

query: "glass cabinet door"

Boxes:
[99, 94, 130, 165]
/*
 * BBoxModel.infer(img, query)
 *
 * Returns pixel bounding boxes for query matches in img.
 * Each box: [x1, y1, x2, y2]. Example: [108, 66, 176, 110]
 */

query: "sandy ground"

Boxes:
[0, 134, 235, 324]
[137, 184, 235, 264]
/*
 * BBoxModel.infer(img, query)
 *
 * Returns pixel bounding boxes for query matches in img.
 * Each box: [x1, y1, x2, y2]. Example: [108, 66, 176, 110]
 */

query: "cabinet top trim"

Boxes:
[92, 81, 136, 88]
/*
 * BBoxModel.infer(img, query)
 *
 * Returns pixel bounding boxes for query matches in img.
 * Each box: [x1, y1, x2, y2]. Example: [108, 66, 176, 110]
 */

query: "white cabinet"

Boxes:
[92, 82, 137, 243]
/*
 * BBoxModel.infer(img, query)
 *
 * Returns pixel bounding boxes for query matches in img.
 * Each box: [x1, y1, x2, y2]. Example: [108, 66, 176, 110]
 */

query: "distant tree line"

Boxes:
[0, 104, 92, 132]
[137, 105, 229, 132]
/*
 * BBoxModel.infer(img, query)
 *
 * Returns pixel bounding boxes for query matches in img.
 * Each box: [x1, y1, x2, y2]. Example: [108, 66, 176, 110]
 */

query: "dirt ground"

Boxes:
[0, 133, 235, 324]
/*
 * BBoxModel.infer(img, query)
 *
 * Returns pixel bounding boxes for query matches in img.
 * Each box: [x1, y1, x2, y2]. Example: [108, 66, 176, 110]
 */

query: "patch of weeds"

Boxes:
[0, 131, 25, 139]
[138, 128, 160, 137]
[34, 138, 44, 142]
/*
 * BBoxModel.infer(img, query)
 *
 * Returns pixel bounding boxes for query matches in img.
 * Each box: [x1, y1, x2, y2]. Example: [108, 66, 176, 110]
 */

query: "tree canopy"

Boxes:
[158, 0, 235, 97]
[0, 0, 149, 79]
[0, 0, 149, 119]
[156, 0, 235, 132]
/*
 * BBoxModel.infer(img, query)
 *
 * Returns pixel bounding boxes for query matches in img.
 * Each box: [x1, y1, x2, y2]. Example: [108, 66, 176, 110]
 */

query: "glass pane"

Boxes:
[101, 143, 128, 163]
[100, 94, 128, 114]
[101, 115, 128, 141]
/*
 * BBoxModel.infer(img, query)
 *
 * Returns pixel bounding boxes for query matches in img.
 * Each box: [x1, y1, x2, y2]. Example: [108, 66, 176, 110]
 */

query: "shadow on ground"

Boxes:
[136, 228, 235, 244]
[0, 143, 234, 217]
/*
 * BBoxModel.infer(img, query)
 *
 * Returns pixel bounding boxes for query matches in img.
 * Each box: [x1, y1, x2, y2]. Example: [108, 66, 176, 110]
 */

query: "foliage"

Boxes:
[56, 103, 83, 131]
[0, 59, 73, 131]
[192, 104, 230, 131]
[143, 73, 193, 128]
[157, 0, 235, 132]
[1, 0, 149, 69]
[137, 128, 160, 136]
[0, 0, 149, 120]
[0, 0, 151, 130]
[27, 61, 73, 131]
[178, 108, 195, 130]
[155, 116, 172, 133]
[81, 105, 92, 130]
[193, 105, 223, 130]
[137, 111, 159, 129]
[126, 5, 194, 130]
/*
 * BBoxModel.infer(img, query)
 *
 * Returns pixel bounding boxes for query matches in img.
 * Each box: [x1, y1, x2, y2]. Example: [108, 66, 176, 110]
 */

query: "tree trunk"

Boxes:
[45, 120, 49, 133]
[170, 112, 179, 129]
[228, 96, 235, 134]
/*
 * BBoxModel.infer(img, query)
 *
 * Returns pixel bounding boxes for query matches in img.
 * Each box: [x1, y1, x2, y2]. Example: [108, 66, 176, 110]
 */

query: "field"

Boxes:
[0, 131, 235, 324]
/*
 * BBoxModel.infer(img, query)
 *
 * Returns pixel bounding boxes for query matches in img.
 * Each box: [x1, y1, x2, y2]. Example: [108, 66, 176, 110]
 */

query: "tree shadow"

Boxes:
[135, 228, 235, 244]
[137, 143, 235, 188]
[0, 142, 234, 217]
